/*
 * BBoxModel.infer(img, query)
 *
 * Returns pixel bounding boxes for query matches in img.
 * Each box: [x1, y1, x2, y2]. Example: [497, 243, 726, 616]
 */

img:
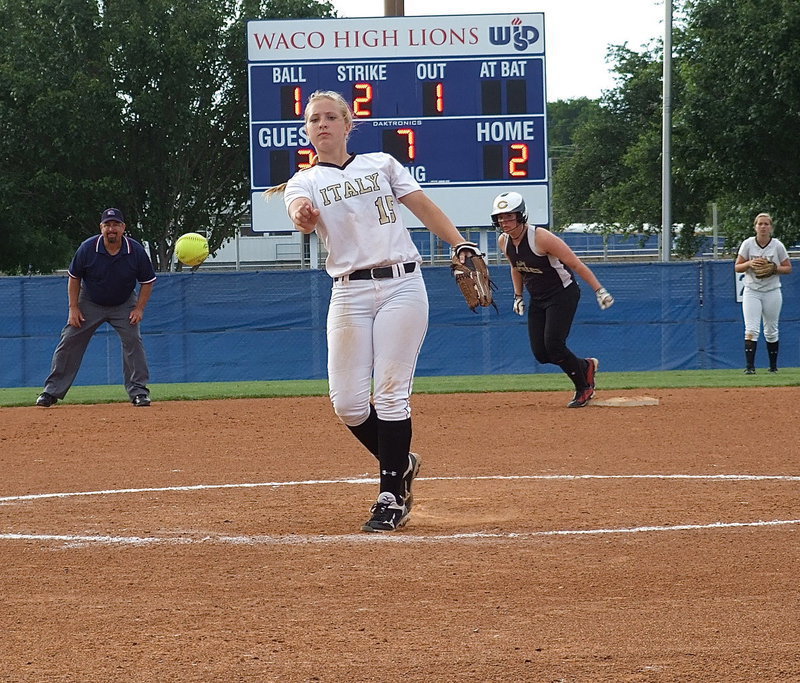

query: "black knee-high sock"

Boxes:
[558, 354, 586, 389]
[767, 340, 779, 370]
[745, 340, 757, 370]
[347, 404, 379, 458]
[376, 417, 412, 502]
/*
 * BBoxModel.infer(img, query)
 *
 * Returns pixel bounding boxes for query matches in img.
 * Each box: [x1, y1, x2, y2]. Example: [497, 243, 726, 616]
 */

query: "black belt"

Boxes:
[336, 262, 417, 281]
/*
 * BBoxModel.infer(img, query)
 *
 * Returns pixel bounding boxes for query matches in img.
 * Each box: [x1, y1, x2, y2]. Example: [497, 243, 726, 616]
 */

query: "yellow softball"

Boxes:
[174, 233, 209, 267]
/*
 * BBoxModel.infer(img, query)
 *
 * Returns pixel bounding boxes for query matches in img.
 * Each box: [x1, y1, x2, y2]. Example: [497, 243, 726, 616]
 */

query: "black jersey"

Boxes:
[504, 226, 576, 301]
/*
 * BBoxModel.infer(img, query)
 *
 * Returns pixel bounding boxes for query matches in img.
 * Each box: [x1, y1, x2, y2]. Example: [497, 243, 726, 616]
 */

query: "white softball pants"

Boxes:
[327, 270, 428, 425]
[742, 286, 782, 342]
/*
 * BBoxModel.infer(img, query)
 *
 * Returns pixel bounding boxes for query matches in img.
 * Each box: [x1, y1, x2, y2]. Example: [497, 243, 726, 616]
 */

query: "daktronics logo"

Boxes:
[488, 17, 540, 52]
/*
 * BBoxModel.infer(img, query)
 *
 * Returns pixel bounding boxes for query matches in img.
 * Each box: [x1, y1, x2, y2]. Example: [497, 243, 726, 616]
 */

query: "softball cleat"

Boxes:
[361, 492, 409, 532]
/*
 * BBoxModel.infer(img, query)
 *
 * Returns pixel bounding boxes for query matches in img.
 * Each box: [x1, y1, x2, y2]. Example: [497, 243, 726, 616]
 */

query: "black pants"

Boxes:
[527, 282, 586, 388]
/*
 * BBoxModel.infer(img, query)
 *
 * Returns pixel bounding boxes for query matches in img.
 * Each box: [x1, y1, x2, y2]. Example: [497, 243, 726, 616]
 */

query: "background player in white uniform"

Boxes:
[735, 212, 792, 373]
[266, 90, 479, 532]
[492, 192, 614, 407]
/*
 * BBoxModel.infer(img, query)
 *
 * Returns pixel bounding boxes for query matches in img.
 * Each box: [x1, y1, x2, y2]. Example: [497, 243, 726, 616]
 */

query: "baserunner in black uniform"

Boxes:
[492, 192, 615, 408]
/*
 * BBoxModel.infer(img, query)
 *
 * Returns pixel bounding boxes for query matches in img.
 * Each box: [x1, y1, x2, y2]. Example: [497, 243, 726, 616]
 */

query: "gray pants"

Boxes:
[43, 292, 150, 400]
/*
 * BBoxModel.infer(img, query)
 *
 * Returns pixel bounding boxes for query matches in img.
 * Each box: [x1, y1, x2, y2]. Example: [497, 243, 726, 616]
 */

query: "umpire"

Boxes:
[36, 208, 157, 407]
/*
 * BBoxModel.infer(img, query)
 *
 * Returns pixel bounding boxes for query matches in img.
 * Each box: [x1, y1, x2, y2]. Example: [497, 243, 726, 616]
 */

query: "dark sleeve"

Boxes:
[136, 244, 157, 283]
[67, 244, 85, 278]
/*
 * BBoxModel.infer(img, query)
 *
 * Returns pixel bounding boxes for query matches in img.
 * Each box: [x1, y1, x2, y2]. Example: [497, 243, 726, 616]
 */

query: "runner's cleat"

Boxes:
[567, 386, 595, 408]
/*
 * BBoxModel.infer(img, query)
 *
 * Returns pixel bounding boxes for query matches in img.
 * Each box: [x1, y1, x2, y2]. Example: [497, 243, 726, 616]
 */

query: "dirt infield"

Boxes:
[2, 388, 798, 682]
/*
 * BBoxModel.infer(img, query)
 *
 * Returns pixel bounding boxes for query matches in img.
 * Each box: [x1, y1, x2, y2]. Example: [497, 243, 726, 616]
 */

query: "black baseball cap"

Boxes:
[100, 208, 125, 223]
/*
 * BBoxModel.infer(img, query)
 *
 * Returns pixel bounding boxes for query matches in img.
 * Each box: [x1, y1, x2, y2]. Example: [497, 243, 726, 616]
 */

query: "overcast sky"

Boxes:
[329, 0, 667, 101]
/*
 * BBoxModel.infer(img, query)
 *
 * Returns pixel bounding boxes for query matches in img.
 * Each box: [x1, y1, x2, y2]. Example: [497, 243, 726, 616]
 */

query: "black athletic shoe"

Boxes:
[402, 452, 422, 512]
[768, 367, 778, 373]
[132, 394, 151, 407]
[567, 386, 595, 408]
[361, 492, 409, 532]
[744, 367, 756, 375]
[35, 392, 58, 407]
[567, 358, 598, 408]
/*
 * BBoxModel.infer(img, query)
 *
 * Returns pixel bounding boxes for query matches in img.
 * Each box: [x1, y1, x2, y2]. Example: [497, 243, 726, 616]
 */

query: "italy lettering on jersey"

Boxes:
[284, 152, 423, 278]
[318, 173, 380, 204]
[737, 235, 789, 292]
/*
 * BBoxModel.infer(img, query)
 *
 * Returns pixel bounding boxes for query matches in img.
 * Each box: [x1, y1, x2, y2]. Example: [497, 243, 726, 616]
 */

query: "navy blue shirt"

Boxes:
[68, 235, 157, 306]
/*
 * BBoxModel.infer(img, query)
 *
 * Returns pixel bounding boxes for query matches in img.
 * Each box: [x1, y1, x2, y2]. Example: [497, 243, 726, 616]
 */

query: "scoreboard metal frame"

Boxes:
[247, 13, 547, 231]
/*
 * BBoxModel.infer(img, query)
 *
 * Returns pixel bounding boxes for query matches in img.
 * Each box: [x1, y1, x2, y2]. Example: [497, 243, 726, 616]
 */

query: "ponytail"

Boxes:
[263, 182, 287, 199]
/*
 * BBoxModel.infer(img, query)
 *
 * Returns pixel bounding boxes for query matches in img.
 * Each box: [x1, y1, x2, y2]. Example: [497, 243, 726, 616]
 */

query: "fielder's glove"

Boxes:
[513, 294, 525, 316]
[751, 257, 777, 278]
[595, 286, 614, 310]
[451, 242, 496, 312]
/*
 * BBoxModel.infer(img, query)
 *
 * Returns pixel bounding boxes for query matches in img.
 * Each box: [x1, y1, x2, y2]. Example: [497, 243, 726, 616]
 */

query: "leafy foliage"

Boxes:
[681, 0, 800, 249]
[4, 0, 799, 272]
[0, 0, 124, 273]
[550, 0, 800, 255]
[0, 0, 334, 273]
[551, 40, 708, 255]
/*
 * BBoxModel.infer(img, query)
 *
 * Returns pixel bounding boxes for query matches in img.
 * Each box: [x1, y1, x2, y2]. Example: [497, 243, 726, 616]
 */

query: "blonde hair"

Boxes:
[307, 90, 356, 132]
[263, 90, 356, 198]
[753, 212, 773, 226]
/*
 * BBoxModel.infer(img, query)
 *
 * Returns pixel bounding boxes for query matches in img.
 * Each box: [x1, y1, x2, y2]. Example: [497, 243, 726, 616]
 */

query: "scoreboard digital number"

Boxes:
[247, 13, 548, 231]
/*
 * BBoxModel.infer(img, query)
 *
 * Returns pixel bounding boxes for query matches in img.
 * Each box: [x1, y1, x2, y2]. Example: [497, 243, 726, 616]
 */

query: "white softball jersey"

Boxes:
[737, 236, 789, 292]
[284, 152, 424, 278]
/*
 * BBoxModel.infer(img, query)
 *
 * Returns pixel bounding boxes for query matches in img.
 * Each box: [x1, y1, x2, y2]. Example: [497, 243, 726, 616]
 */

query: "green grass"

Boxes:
[2, 368, 798, 407]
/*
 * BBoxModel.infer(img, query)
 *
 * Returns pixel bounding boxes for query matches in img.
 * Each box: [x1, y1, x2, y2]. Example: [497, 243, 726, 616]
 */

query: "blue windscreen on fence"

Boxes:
[1, 260, 797, 388]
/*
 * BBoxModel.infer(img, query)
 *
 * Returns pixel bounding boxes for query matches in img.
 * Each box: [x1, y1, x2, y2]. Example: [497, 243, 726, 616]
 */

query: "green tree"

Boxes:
[546, 97, 600, 228]
[547, 97, 599, 150]
[0, 0, 124, 273]
[681, 0, 800, 249]
[106, 0, 335, 271]
[552, 44, 668, 232]
[552, 36, 715, 257]
[0, 0, 335, 274]
[551, 0, 800, 256]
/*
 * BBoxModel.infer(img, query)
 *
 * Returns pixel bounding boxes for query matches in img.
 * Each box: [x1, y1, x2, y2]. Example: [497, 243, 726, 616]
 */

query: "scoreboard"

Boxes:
[247, 13, 547, 231]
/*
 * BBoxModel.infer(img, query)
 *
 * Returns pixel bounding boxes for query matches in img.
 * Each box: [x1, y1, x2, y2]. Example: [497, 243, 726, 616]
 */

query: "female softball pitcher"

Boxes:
[492, 191, 614, 407]
[734, 212, 792, 373]
[265, 90, 479, 532]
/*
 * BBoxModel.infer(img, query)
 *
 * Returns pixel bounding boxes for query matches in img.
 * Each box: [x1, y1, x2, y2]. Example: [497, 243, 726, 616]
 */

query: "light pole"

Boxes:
[661, 0, 673, 261]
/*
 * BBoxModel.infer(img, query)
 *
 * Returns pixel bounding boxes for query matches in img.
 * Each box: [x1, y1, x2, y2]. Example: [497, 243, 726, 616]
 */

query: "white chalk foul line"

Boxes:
[2, 518, 799, 547]
[0, 533, 169, 546]
[2, 474, 798, 546]
[1, 473, 799, 504]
